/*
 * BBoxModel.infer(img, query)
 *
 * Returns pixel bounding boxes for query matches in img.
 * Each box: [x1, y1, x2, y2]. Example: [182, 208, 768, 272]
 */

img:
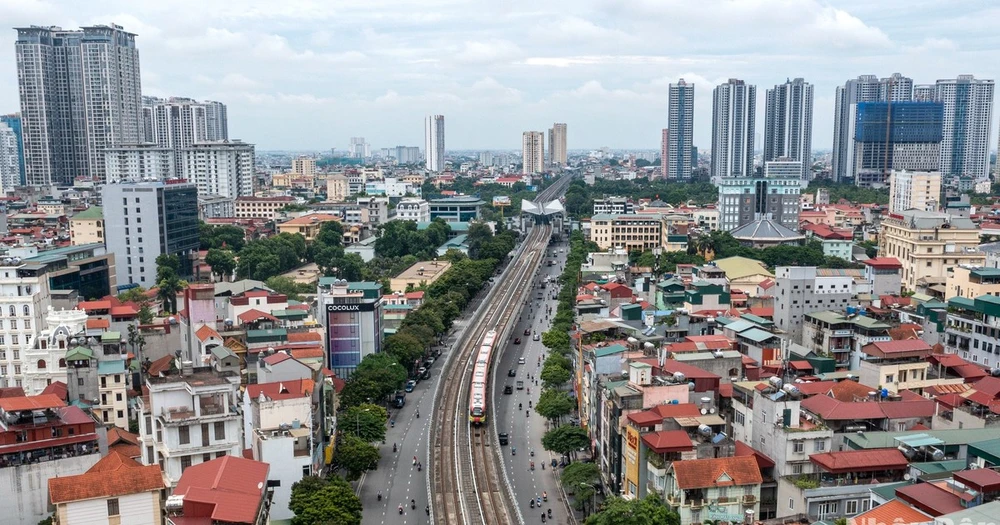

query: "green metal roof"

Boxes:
[971, 268, 1000, 277]
[845, 428, 1000, 450]
[73, 206, 103, 220]
[594, 344, 626, 358]
[271, 309, 308, 319]
[739, 314, 773, 326]
[949, 296, 977, 309]
[934, 501, 1000, 523]
[969, 438, 1000, 465]
[246, 328, 288, 343]
[909, 459, 967, 475]
[65, 346, 93, 361]
[723, 319, 758, 333]
[97, 359, 126, 375]
[211, 346, 237, 360]
[101, 331, 122, 342]
[739, 328, 778, 343]
[316, 279, 382, 299]
[869, 483, 910, 501]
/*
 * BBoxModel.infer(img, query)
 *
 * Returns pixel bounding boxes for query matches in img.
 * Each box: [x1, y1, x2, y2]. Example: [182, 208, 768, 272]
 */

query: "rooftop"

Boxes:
[810, 448, 908, 474]
[48, 451, 164, 504]
[172, 456, 269, 524]
[670, 456, 763, 489]
[848, 498, 931, 525]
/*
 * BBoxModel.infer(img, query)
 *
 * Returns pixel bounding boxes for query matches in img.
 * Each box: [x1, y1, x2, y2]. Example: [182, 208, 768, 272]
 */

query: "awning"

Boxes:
[895, 433, 944, 448]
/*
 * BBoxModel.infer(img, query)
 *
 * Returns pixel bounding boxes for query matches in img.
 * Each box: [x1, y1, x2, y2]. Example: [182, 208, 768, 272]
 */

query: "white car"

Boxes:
[518, 357, 526, 365]
[533, 334, 540, 341]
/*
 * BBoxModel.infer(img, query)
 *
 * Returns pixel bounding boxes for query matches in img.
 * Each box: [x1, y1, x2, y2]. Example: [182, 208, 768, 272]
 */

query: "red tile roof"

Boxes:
[238, 308, 278, 323]
[289, 347, 324, 359]
[49, 451, 165, 504]
[41, 381, 68, 402]
[734, 440, 775, 469]
[77, 300, 111, 311]
[147, 355, 174, 377]
[789, 360, 812, 371]
[246, 379, 314, 402]
[0, 387, 24, 399]
[862, 339, 932, 359]
[641, 430, 694, 453]
[86, 318, 110, 329]
[849, 498, 930, 525]
[110, 305, 137, 317]
[747, 306, 774, 317]
[810, 449, 908, 474]
[287, 331, 322, 343]
[896, 482, 965, 516]
[107, 427, 142, 459]
[671, 456, 763, 489]
[261, 352, 291, 365]
[0, 393, 64, 412]
[195, 324, 222, 343]
[801, 394, 886, 420]
[659, 360, 721, 380]
[172, 456, 269, 524]
[863, 257, 903, 269]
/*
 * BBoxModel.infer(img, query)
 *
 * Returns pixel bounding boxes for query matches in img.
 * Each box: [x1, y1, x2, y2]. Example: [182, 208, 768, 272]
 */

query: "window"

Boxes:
[36, 359, 45, 369]
[818, 502, 838, 515]
[180, 455, 192, 472]
[203, 453, 211, 463]
[793, 442, 804, 453]
[214, 421, 225, 440]
[22, 305, 28, 316]
[789, 498, 794, 510]
[846, 500, 858, 515]
[179, 425, 190, 445]
[303, 465, 311, 477]
[216, 451, 226, 459]
[107, 498, 120, 516]
[7, 306, 12, 317]
[814, 440, 826, 452]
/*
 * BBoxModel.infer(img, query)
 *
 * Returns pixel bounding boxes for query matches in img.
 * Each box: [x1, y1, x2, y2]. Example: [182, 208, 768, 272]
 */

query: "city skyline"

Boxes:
[1, 1, 999, 151]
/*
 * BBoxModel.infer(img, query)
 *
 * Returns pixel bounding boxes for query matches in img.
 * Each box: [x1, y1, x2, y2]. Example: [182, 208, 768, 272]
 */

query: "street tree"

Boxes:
[542, 330, 571, 353]
[535, 389, 575, 421]
[354, 353, 407, 391]
[204, 249, 237, 281]
[585, 494, 679, 525]
[384, 332, 426, 372]
[542, 424, 589, 457]
[338, 378, 385, 409]
[342, 403, 388, 443]
[540, 360, 572, 388]
[336, 434, 380, 481]
[289, 475, 362, 525]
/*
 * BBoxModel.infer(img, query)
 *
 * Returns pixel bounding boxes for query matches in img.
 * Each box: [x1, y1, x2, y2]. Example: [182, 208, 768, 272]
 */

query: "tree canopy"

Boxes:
[585, 494, 680, 525]
[342, 403, 388, 443]
[289, 476, 362, 525]
[542, 424, 589, 456]
[535, 389, 575, 421]
[335, 434, 380, 481]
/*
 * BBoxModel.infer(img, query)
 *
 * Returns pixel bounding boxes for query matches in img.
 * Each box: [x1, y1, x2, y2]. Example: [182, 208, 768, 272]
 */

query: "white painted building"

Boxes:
[104, 144, 176, 182]
[0, 252, 50, 390]
[22, 306, 87, 395]
[395, 198, 430, 223]
[181, 140, 255, 199]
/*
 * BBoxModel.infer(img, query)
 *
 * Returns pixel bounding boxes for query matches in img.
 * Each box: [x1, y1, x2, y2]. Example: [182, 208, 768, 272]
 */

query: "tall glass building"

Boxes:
[853, 102, 943, 187]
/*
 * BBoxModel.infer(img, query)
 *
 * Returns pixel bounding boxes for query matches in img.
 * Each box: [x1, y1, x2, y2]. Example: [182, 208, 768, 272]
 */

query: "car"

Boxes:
[518, 357, 526, 365]
[524, 329, 531, 336]
[533, 333, 540, 341]
[405, 380, 416, 392]
[498, 432, 509, 445]
[508, 368, 516, 377]
[514, 337, 521, 344]
[503, 385, 513, 395]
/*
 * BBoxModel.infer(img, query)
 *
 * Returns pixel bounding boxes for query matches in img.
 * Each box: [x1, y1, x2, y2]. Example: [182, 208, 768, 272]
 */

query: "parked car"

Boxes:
[405, 380, 417, 392]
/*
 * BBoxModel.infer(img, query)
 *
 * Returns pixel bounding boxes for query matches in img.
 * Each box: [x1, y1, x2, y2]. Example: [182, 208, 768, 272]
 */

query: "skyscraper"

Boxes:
[666, 80, 694, 179]
[0, 115, 24, 186]
[764, 78, 813, 180]
[522, 131, 545, 174]
[934, 75, 994, 180]
[141, 97, 230, 173]
[831, 74, 913, 183]
[0, 122, 20, 193]
[425, 115, 445, 172]
[547, 123, 567, 166]
[181, 141, 255, 199]
[349, 137, 370, 158]
[659, 129, 668, 179]
[852, 102, 943, 187]
[15, 24, 142, 185]
[711, 79, 756, 179]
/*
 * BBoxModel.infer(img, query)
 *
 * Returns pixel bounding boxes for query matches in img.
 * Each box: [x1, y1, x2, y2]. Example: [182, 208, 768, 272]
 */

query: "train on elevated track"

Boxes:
[469, 329, 498, 424]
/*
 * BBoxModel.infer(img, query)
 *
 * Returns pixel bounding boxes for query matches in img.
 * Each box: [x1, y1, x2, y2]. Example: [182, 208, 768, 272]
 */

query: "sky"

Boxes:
[1, 0, 998, 152]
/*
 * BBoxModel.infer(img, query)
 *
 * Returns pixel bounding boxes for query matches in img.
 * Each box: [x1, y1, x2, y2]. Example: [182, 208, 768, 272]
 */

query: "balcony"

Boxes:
[666, 492, 681, 506]
[742, 494, 757, 505]
[689, 499, 705, 509]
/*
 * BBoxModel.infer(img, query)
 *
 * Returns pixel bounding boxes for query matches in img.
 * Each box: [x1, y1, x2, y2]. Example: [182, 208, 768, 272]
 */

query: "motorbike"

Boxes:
[530, 500, 535, 509]
[398, 505, 404, 515]
[411, 500, 416, 510]
[377, 492, 382, 501]
[543, 492, 547, 502]
[530, 450, 535, 457]
[530, 461, 535, 470]
[426, 505, 430, 516]
[542, 514, 546, 523]
[512, 447, 516, 456]
[393, 444, 397, 453]
[548, 509, 552, 518]
[418, 464, 422, 472]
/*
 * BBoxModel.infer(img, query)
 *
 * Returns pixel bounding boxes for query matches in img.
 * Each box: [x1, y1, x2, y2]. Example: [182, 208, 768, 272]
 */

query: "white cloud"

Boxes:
[454, 39, 522, 65]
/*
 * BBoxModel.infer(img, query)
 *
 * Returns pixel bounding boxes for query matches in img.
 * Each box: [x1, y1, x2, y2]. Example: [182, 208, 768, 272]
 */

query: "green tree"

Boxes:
[535, 389, 575, 420]
[117, 286, 148, 304]
[540, 360, 572, 388]
[264, 276, 310, 301]
[155, 254, 181, 282]
[542, 330, 571, 353]
[542, 424, 590, 456]
[441, 248, 468, 264]
[199, 223, 247, 251]
[336, 434, 380, 481]
[338, 378, 386, 409]
[384, 332, 426, 371]
[401, 307, 445, 335]
[561, 462, 602, 511]
[204, 249, 237, 281]
[342, 403, 388, 443]
[289, 476, 362, 525]
[585, 494, 679, 525]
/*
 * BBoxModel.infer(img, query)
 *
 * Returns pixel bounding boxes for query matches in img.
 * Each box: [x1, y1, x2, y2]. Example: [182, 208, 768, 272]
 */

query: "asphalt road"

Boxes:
[493, 239, 572, 525]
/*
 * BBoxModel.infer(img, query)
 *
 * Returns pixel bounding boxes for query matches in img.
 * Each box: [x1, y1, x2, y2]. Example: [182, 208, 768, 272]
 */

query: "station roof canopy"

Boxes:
[521, 199, 564, 216]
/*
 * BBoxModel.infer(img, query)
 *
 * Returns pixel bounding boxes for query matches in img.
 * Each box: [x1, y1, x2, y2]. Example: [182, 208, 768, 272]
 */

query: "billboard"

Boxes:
[492, 196, 511, 206]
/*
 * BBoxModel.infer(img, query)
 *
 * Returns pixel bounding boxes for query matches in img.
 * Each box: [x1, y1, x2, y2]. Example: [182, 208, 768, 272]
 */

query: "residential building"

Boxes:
[317, 279, 384, 378]
[832, 73, 914, 182]
[277, 214, 340, 242]
[802, 310, 890, 368]
[244, 378, 317, 522]
[717, 162, 801, 232]
[0, 393, 101, 525]
[394, 146, 421, 165]
[390, 260, 451, 293]
[878, 209, 984, 291]
[0, 114, 24, 186]
[137, 363, 243, 487]
[197, 194, 235, 220]
[803, 224, 854, 260]
[142, 96, 229, 169]
[348, 137, 370, 158]
[235, 196, 295, 220]
[395, 198, 430, 223]
[363, 177, 420, 197]
[660, 128, 669, 179]
[666, 79, 695, 179]
[15, 24, 142, 185]
[711, 78, 756, 179]
[0, 255, 50, 389]
[326, 173, 349, 202]
[103, 180, 200, 286]
[935, 76, 994, 180]
[428, 196, 484, 223]
[858, 339, 942, 394]
[663, 456, 762, 525]
[0, 121, 20, 192]
[104, 143, 176, 182]
[590, 214, 663, 252]
[291, 156, 315, 178]
[425, 115, 445, 172]
[945, 294, 1000, 368]
[181, 140, 255, 199]
[70, 206, 104, 246]
[49, 451, 165, 525]
[861, 257, 903, 296]
[947, 266, 1000, 301]
[773, 266, 855, 344]
[592, 197, 635, 215]
[522, 131, 545, 174]
[548, 123, 567, 166]
[764, 78, 813, 180]
[167, 456, 271, 525]
[889, 169, 942, 213]
[853, 101, 943, 187]
[64, 333, 130, 429]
